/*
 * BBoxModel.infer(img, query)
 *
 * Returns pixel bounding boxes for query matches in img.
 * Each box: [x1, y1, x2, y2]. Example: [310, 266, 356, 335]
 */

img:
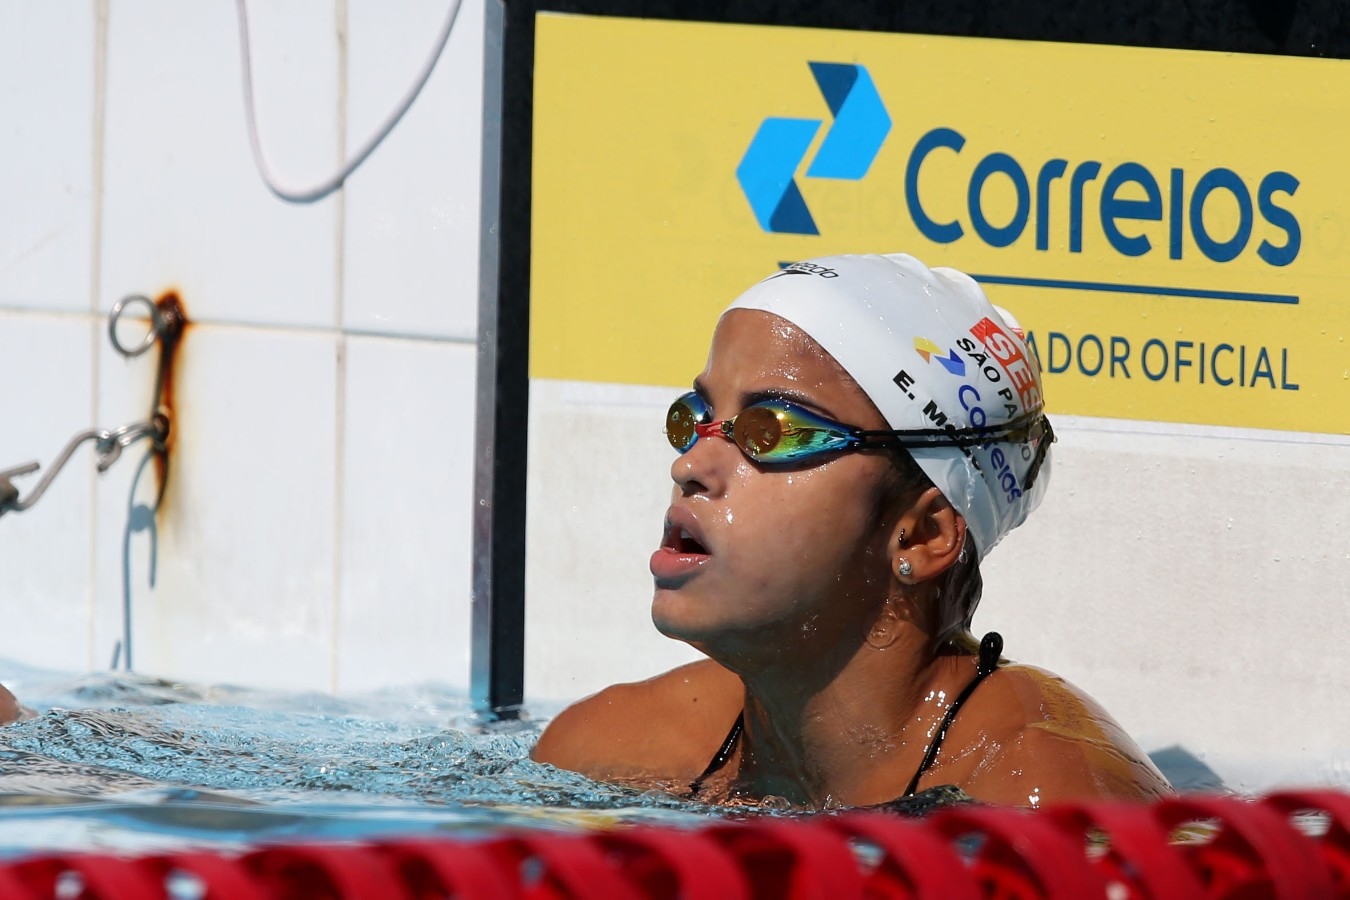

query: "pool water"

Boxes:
[0, 657, 1274, 861]
[0, 661, 720, 858]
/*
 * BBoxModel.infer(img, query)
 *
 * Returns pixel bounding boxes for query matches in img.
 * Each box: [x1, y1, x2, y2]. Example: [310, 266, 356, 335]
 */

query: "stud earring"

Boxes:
[898, 528, 907, 548]
[896, 558, 913, 577]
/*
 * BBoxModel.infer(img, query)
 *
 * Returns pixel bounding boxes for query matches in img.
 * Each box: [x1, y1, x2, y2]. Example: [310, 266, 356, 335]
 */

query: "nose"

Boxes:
[669, 428, 737, 497]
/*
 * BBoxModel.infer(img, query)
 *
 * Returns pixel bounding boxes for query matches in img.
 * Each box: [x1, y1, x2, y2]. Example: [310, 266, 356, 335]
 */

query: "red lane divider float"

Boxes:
[2, 790, 1348, 899]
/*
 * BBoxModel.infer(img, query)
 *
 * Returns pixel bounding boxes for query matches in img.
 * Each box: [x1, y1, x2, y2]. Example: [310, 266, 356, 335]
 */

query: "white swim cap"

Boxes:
[724, 253, 1052, 560]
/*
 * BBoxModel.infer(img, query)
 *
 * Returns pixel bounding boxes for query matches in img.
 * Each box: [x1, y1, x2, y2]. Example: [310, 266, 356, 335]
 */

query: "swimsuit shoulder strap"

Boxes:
[901, 630, 1003, 798]
[688, 631, 1003, 801]
[688, 711, 744, 797]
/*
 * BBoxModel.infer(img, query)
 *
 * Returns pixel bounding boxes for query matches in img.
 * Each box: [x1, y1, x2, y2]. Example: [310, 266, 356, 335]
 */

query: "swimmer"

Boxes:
[532, 253, 1170, 809]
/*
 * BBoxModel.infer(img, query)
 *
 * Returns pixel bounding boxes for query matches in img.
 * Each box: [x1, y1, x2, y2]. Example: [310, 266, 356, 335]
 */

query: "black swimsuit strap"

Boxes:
[688, 632, 1004, 800]
[688, 711, 744, 796]
[901, 631, 1003, 798]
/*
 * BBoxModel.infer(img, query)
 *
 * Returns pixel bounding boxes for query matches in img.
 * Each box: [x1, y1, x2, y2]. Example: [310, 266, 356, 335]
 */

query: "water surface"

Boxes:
[0, 662, 714, 857]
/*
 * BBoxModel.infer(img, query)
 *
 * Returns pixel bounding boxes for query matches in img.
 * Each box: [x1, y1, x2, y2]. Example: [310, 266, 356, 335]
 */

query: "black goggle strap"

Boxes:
[1022, 415, 1055, 490]
[851, 410, 1056, 489]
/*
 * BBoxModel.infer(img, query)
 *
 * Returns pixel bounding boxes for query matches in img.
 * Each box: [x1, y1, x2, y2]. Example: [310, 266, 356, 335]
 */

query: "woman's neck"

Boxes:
[732, 628, 967, 807]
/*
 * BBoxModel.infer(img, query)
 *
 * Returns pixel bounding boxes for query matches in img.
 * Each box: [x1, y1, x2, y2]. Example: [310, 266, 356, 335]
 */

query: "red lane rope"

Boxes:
[1156, 794, 1336, 898]
[370, 838, 524, 899]
[1044, 801, 1210, 897]
[592, 826, 753, 899]
[3, 791, 1349, 899]
[823, 812, 984, 899]
[929, 806, 1109, 898]
[138, 852, 271, 900]
[1264, 790, 1350, 896]
[243, 844, 416, 900]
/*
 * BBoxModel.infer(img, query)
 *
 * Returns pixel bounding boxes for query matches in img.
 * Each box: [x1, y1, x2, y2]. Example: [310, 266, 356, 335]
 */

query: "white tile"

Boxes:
[974, 426, 1350, 762]
[343, 0, 484, 340]
[0, 312, 97, 672]
[87, 301, 169, 673]
[336, 336, 474, 692]
[0, 2, 95, 312]
[93, 323, 339, 690]
[524, 380, 703, 703]
[100, 0, 339, 328]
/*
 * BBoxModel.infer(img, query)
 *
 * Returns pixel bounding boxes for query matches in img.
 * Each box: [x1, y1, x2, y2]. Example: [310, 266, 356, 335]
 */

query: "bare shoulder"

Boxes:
[530, 659, 743, 784]
[0, 683, 22, 726]
[935, 663, 1172, 806]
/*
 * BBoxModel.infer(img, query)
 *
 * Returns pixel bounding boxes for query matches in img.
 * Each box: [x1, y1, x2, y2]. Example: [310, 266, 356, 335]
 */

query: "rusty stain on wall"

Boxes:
[150, 290, 188, 517]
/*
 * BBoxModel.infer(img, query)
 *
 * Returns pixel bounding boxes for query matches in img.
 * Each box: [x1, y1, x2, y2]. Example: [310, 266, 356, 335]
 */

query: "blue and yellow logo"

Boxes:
[914, 337, 966, 377]
[735, 63, 891, 235]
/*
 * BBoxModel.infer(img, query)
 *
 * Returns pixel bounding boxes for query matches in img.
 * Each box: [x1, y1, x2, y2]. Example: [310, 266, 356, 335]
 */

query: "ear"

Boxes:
[890, 487, 967, 586]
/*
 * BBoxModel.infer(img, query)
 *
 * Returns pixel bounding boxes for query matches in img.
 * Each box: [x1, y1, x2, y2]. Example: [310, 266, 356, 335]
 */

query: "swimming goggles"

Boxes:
[665, 391, 1054, 485]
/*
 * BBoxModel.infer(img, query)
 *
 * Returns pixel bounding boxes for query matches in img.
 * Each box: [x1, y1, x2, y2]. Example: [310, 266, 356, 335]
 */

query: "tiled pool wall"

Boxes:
[0, 0, 484, 692]
[1, 0, 1348, 792]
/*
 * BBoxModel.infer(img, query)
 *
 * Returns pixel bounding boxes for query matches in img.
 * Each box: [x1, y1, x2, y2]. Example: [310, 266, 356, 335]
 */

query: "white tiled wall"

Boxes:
[0, 2, 96, 314]
[337, 336, 476, 691]
[0, 314, 97, 672]
[344, 0, 483, 340]
[93, 325, 342, 688]
[0, 0, 483, 693]
[100, 0, 341, 329]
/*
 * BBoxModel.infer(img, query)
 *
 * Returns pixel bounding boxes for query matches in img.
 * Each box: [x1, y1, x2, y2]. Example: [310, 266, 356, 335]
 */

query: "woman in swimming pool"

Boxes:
[532, 253, 1170, 809]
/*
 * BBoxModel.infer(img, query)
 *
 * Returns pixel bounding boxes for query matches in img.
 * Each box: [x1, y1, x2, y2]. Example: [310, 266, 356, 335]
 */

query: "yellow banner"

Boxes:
[531, 14, 1349, 433]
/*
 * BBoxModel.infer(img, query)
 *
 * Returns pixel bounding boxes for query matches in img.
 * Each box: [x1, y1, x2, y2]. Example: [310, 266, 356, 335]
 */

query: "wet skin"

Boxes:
[532, 310, 1171, 809]
[0, 684, 20, 725]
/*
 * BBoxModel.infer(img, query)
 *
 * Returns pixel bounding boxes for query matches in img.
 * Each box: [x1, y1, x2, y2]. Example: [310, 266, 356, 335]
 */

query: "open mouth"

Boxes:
[663, 519, 710, 556]
[674, 528, 708, 555]
[652, 513, 713, 582]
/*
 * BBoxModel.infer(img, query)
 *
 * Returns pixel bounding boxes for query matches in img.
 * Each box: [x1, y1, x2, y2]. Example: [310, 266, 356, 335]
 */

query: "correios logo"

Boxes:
[906, 129, 1300, 269]
[737, 62, 1303, 284]
[736, 63, 891, 236]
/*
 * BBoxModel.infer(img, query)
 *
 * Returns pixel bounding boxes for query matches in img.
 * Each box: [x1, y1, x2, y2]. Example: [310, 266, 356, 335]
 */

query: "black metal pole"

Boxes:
[470, 0, 528, 719]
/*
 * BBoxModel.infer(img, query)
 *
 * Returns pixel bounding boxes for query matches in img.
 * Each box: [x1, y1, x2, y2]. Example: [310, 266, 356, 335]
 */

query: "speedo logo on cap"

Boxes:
[772, 261, 840, 278]
[970, 317, 1043, 410]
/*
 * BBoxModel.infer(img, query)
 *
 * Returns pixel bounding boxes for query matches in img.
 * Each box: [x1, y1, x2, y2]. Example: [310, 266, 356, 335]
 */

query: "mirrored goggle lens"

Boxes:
[733, 403, 855, 463]
[665, 394, 708, 452]
[731, 405, 786, 459]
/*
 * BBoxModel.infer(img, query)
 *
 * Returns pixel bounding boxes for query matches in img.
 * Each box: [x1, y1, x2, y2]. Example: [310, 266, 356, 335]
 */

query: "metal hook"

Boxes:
[96, 413, 171, 473]
[108, 294, 166, 358]
[0, 414, 172, 518]
[0, 430, 103, 515]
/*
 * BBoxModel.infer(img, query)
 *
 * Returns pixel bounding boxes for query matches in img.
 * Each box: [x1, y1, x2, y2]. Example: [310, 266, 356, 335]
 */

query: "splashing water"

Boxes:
[0, 664, 725, 857]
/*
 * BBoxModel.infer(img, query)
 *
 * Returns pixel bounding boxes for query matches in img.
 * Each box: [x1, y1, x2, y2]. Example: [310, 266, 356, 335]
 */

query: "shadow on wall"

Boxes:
[115, 448, 164, 672]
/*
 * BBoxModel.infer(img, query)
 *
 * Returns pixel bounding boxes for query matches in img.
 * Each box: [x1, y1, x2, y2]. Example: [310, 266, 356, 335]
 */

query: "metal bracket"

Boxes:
[0, 295, 179, 519]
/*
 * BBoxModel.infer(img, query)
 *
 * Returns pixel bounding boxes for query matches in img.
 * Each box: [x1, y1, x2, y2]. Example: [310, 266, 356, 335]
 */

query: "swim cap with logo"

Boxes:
[724, 252, 1052, 560]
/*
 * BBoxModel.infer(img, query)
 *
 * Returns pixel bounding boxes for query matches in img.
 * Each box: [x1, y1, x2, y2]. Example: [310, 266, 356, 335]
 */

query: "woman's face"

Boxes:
[650, 309, 899, 671]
